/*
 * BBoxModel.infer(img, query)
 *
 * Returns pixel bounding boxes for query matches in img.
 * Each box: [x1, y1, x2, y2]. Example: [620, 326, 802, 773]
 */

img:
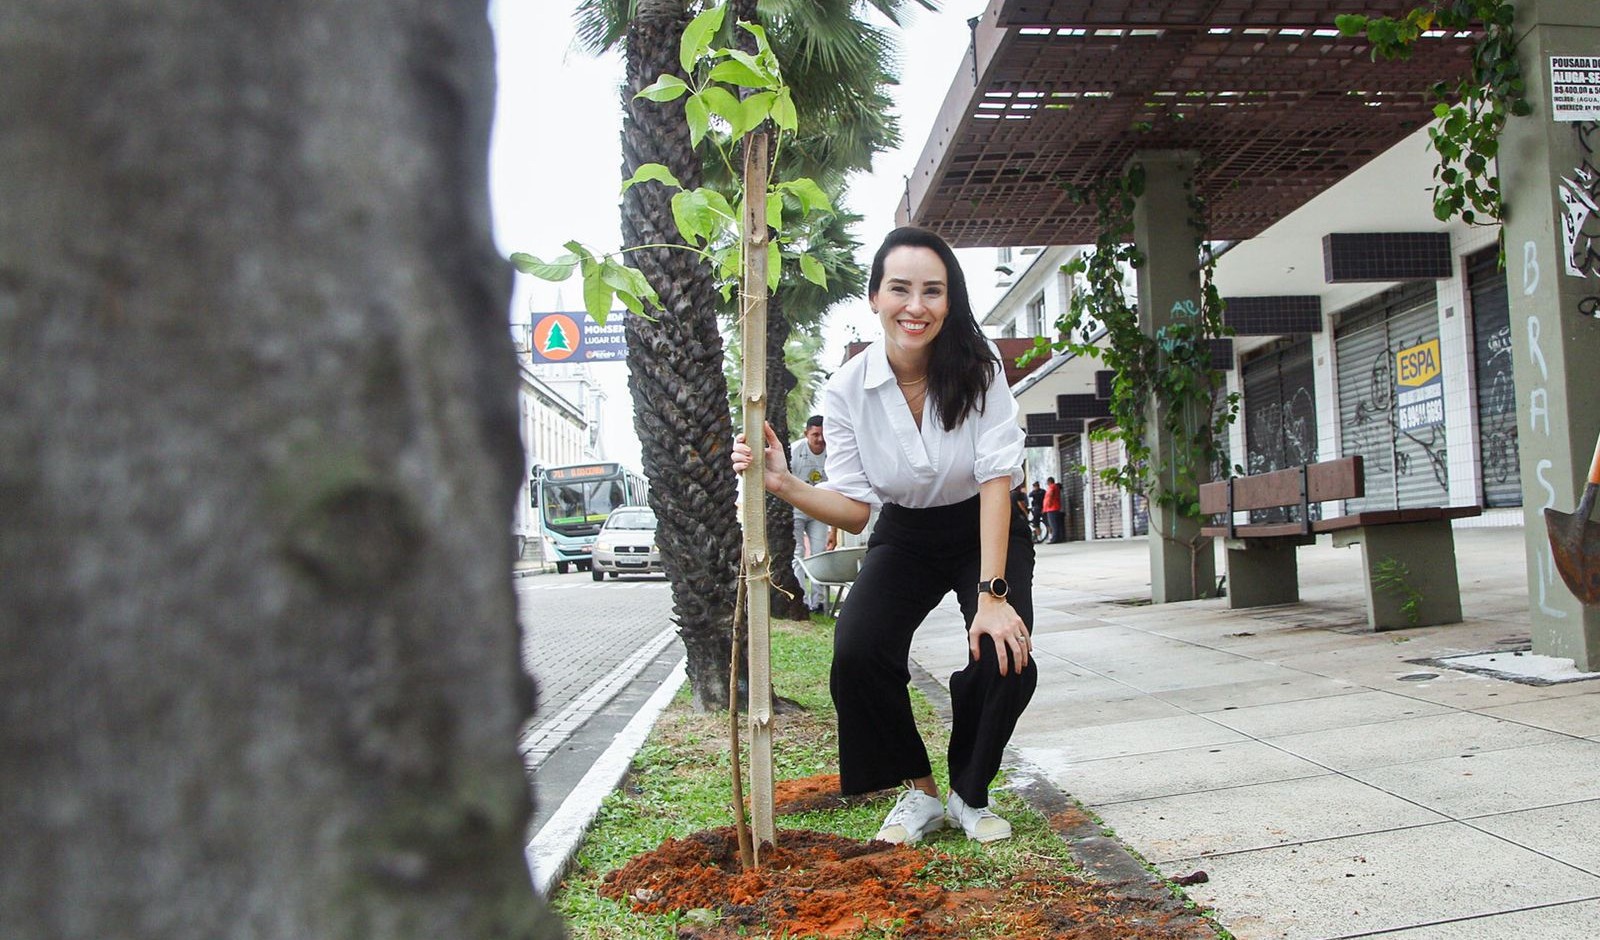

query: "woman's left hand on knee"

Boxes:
[970, 597, 1029, 676]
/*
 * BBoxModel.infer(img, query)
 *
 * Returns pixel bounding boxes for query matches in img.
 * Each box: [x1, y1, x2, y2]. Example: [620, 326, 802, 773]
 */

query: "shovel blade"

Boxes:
[1545, 507, 1600, 605]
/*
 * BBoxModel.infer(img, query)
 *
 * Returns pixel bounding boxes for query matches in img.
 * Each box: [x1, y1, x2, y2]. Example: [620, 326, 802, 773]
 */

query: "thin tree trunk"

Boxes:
[0, 2, 562, 937]
[728, 575, 754, 871]
[739, 126, 777, 854]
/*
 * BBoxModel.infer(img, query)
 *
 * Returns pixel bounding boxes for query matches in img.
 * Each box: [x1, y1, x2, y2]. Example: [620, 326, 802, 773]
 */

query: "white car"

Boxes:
[591, 507, 662, 581]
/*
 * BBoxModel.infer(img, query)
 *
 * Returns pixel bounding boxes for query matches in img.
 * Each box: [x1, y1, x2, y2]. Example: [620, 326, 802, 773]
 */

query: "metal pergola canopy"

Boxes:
[899, 0, 1479, 247]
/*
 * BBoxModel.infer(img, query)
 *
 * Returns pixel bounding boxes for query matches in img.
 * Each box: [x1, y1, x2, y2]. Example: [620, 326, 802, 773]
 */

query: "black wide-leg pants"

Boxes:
[829, 495, 1037, 809]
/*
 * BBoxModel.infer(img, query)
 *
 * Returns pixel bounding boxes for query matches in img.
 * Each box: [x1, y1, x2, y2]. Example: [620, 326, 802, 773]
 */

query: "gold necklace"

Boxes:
[896, 374, 927, 387]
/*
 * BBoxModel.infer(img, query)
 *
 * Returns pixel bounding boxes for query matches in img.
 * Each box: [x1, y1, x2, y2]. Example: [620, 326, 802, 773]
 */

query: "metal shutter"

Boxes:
[1088, 426, 1124, 539]
[1242, 353, 1285, 475]
[1132, 492, 1149, 536]
[1467, 248, 1521, 507]
[1241, 339, 1318, 522]
[1212, 382, 1235, 481]
[1058, 434, 1086, 542]
[1335, 285, 1448, 512]
[1242, 340, 1318, 473]
[1388, 302, 1450, 508]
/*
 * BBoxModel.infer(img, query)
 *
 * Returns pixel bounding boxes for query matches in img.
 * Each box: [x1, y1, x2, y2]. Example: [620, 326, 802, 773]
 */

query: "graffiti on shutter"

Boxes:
[1242, 338, 1317, 522]
[1088, 425, 1124, 539]
[1057, 434, 1087, 542]
[1335, 283, 1447, 512]
[1467, 247, 1521, 507]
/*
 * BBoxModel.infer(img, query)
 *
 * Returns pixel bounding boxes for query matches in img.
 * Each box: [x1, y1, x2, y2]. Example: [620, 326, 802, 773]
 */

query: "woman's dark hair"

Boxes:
[868, 226, 999, 432]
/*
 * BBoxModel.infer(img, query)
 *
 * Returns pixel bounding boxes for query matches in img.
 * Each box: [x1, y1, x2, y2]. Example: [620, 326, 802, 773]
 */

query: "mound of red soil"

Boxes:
[771, 773, 882, 816]
[599, 824, 1206, 939]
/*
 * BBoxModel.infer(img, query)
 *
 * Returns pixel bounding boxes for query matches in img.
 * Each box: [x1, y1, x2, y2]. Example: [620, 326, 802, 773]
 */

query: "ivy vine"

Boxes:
[1337, 0, 1531, 229]
[1037, 164, 1238, 533]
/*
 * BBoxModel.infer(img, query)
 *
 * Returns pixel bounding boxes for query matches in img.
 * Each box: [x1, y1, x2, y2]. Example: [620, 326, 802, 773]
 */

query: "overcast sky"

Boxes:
[486, 0, 1000, 470]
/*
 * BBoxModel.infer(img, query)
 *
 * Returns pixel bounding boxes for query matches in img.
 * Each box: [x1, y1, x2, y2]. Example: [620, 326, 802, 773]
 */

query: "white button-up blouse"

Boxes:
[816, 340, 1025, 509]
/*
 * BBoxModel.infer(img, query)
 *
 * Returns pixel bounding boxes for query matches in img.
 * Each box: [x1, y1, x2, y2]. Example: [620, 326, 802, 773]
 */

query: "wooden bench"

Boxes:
[1198, 456, 1481, 630]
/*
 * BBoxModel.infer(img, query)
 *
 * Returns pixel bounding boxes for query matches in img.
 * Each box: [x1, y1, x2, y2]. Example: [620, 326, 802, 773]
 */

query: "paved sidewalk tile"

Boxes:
[1165, 822, 1600, 940]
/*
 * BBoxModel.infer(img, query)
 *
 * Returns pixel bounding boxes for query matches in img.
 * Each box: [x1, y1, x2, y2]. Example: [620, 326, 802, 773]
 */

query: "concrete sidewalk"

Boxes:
[911, 525, 1600, 939]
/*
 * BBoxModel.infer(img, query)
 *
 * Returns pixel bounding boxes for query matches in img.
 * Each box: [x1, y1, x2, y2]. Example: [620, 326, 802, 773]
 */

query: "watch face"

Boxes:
[984, 578, 1009, 598]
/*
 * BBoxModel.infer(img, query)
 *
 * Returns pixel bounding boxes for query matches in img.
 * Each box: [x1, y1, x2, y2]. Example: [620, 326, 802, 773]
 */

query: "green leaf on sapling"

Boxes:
[621, 163, 683, 194]
[735, 91, 776, 137]
[740, 20, 774, 59]
[707, 57, 769, 89]
[799, 252, 826, 287]
[583, 269, 613, 326]
[699, 86, 743, 133]
[769, 87, 798, 131]
[670, 189, 716, 246]
[679, 4, 726, 74]
[636, 74, 689, 102]
[776, 177, 831, 215]
[684, 93, 710, 147]
[510, 252, 578, 281]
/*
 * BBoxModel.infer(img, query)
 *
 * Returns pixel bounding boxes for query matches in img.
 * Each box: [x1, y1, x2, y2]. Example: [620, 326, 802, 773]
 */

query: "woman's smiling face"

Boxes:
[871, 246, 949, 360]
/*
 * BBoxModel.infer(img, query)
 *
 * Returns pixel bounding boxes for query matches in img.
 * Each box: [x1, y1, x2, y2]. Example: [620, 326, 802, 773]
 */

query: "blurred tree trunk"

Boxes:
[0, 2, 563, 938]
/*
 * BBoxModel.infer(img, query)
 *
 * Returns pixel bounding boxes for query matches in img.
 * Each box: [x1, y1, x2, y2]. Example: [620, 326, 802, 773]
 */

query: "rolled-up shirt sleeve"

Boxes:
[817, 377, 878, 504]
[972, 360, 1026, 489]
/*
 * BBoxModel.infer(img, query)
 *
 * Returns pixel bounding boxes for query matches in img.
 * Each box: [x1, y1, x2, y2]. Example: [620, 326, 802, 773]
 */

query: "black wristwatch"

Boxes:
[978, 577, 1009, 599]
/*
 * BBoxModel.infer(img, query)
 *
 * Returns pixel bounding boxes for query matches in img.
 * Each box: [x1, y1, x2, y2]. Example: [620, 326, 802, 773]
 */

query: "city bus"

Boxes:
[533, 462, 648, 573]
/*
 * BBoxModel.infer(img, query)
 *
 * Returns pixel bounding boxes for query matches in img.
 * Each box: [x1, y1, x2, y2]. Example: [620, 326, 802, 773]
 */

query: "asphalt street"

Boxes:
[514, 569, 684, 891]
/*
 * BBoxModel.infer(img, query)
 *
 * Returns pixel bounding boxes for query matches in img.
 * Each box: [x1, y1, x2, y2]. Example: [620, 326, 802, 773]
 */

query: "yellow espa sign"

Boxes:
[1395, 338, 1442, 388]
[1394, 338, 1445, 432]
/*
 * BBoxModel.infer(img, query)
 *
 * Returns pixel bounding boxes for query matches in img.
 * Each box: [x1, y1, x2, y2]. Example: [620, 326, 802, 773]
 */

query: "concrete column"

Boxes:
[1131, 151, 1217, 602]
[1502, 0, 1600, 668]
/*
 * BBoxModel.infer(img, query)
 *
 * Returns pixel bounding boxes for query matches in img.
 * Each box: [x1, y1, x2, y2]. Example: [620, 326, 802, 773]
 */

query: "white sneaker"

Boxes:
[945, 790, 1012, 843]
[873, 788, 946, 844]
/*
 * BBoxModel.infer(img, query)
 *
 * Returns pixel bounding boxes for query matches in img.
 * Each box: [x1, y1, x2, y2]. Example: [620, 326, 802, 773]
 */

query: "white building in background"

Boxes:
[512, 358, 606, 547]
[982, 244, 1081, 486]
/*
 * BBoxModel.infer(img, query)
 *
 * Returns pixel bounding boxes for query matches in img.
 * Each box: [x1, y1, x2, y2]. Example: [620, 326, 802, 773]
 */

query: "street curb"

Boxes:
[525, 657, 687, 897]
[907, 661, 1218, 939]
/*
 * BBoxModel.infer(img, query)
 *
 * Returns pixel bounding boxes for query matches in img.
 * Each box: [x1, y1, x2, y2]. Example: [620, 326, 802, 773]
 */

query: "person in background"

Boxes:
[733, 226, 1037, 846]
[1043, 476, 1064, 544]
[1010, 482, 1029, 523]
[789, 414, 833, 613]
[1028, 480, 1046, 543]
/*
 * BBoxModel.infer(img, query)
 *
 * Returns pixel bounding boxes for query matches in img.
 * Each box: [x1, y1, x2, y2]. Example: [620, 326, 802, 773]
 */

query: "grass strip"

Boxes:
[551, 615, 1226, 940]
[552, 617, 1081, 938]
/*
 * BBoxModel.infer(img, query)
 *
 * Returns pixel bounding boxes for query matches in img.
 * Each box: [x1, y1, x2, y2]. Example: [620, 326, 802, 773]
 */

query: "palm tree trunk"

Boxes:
[621, 0, 739, 710]
[764, 292, 811, 619]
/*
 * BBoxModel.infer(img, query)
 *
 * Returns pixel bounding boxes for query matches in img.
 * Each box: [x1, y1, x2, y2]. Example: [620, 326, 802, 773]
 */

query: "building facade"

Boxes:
[983, 124, 1520, 542]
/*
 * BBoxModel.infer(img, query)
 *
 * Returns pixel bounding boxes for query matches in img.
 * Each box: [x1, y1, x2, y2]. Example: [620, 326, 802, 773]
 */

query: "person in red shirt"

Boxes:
[1042, 477, 1064, 543]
